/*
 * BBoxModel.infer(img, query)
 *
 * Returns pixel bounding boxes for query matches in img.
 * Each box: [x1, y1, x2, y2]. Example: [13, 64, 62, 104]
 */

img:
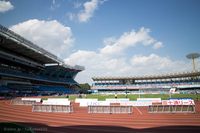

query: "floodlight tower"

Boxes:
[186, 53, 200, 72]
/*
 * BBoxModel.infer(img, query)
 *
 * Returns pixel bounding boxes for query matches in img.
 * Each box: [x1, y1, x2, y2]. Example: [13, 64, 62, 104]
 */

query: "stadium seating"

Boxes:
[35, 86, 75, 94]
[92, 74, 200, 94]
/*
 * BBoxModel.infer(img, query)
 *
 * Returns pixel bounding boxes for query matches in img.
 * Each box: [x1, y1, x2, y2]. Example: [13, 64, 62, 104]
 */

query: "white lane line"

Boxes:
[134, 107, 143, 115]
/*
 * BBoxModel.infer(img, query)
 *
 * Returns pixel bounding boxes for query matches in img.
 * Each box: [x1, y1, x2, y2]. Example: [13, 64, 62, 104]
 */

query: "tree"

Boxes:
[78, 83, 91, 94]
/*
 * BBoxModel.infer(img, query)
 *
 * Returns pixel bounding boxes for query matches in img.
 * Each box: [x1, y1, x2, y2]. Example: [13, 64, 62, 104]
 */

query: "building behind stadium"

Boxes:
[0, 25, 84, 97]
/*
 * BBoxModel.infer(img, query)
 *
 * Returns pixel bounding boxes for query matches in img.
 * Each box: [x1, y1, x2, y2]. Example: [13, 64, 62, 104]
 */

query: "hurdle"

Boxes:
[32, 98, 73, 113]
[88, 105, 132, 114]
[32, 104, 73, 113]
[148, 105, 195, 113]
[11, 97, 41, 105]
[148, 99, 195, 113]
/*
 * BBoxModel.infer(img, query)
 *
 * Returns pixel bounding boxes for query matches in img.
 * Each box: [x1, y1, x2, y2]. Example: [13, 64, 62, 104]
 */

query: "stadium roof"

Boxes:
[0, 24, 63, 64]
[0, 24, 84, 71]
[92, 71, 200, 81]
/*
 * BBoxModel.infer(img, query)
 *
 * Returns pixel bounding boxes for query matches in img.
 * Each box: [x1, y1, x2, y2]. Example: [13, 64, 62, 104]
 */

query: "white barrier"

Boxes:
[137, 98, 161, 103]
[120, 101, 152, 106]
[75, 98, 98, 103]
[75, 99, 98, 107]
[105, 98, 129, 103]
[87, 101, 110, 106]
[21, 98, 41, 102]
[47, 98, 69, 101]
[42, 99, 70, 106]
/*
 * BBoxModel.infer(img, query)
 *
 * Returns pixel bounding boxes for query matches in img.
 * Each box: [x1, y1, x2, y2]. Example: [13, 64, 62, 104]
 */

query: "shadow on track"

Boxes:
[1, 122, 200, 133]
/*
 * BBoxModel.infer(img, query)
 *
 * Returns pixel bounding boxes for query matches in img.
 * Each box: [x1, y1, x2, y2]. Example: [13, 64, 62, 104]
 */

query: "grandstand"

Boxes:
[92, 71, 200, 94]
[0, 24, 84, 97]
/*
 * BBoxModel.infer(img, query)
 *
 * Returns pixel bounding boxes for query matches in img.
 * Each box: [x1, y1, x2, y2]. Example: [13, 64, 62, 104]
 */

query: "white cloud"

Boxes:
[77, 0, 99, 22]
[65, 50, 191, 84]
[65, 27, 191, 84]
[153, 42, 163, 49]
[0, 1, 14, 13]
[64, 50, 132, 83]
[10, 19, 74, 58]
[67, 12, 76, 21]
[130, 54, 189, 74]
[73, 1, 82, 9]
[68, 0, 105, 23]
[50, 0, 60, 10]
[100, 27, 163, 55]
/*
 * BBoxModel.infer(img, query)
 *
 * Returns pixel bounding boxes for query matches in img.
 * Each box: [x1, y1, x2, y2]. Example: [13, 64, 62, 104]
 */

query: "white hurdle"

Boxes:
[12, 97, 41, 105]
[32, 98, 72, 113]
[22, 98, 41, 103]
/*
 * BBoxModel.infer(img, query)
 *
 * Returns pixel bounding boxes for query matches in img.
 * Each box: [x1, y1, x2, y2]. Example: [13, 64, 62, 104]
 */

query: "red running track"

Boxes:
[0, 100, 200, 133]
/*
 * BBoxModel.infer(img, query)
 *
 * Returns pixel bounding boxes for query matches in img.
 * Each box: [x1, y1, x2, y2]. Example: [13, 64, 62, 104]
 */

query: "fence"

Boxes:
[148, 105, 195, 113]
[88, 106, 132, 114]
[32, 104, 73, 113]
[11, 98, 41, 105]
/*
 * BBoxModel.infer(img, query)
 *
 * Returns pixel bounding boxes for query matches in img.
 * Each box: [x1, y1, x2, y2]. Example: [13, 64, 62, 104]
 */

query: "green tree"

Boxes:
[78, 83, 91, 94]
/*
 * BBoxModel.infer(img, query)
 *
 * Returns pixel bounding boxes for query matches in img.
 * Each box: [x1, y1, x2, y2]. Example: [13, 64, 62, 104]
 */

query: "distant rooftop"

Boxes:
[92, 71, 200, 81]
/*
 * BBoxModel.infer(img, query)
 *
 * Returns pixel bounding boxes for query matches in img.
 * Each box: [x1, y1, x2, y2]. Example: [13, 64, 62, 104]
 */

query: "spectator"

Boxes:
[115, 93, 117, 99]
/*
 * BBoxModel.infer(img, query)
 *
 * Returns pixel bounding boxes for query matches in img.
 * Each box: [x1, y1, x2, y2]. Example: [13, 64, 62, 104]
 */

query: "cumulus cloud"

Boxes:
[130, 54, 189, 74]
[0, 0, 14, 13]
[68, 0, 105, 22]
[9, 19, 74, 58]
[100, 27, 163, 55]
[65, 50, 190, 84]
[64, 50, 132, 83]
[153, 42, 163, 49]
[65, 27, 191, 84]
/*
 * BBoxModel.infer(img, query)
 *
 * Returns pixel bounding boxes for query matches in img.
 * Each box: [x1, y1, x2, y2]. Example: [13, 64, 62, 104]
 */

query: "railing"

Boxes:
[88, 105, 132, 114]
[11, 98, 37, 106]
[32, 104, 73, 113]
[148, 105, 195, 113]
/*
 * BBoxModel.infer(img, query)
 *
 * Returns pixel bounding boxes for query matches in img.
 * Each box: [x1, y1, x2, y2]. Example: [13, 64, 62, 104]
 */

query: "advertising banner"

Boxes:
[162, 99, 195, 105]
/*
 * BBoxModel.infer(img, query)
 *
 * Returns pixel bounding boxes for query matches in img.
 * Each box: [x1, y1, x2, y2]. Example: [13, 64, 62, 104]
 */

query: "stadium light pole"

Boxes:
[186, 53, 200, 72]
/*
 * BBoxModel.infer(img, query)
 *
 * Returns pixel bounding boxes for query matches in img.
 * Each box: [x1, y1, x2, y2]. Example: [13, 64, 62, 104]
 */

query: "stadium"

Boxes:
[91, 71, 200, 94]
[0, 24, 84, 97]
[0, 24, 200, 133]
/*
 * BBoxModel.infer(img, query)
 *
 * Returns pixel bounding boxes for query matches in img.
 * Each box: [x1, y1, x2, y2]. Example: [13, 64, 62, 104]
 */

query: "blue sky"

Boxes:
[0, 0, 200, 83]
